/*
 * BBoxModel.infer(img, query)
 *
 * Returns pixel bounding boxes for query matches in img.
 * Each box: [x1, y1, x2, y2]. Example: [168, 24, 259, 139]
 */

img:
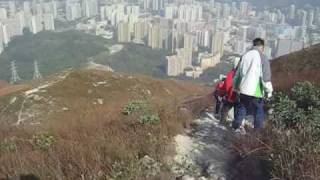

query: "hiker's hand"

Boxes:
[267, 92, 272, 99]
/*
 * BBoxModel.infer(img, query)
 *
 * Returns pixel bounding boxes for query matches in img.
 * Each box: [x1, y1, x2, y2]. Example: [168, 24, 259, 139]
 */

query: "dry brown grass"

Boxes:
[0, 85, 31, 97]
[271, 43, 320, 91]
[0, 70, 210, 179]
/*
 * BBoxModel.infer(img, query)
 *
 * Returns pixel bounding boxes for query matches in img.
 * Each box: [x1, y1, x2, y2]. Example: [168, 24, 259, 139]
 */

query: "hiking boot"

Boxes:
[233, 126, 246, 135]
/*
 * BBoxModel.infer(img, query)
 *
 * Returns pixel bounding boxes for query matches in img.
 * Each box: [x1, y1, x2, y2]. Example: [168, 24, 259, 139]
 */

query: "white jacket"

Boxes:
[234, 48, 273, 98]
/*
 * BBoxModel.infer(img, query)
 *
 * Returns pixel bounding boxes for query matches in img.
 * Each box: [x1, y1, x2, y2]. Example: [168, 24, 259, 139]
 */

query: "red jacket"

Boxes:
[225, 69, 237, 103]
[214, 81, 226, 97]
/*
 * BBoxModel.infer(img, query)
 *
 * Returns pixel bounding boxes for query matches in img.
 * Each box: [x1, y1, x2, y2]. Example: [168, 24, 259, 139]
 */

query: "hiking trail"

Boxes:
[170, 112, 234, 180]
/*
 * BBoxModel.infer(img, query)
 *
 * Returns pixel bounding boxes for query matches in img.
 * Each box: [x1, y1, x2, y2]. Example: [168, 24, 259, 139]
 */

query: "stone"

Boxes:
[181, 175, 195, 180]
[10, 97, 17, 104]
[199, 177, 208, 180]
[97, 98, 104, 105]
[33, 94, 43, 101]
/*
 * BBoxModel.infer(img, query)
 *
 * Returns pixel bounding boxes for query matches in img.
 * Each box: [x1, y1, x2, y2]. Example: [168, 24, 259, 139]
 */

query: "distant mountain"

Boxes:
[0, 31, 168, 82]
[249, 0, 320, 7]
[271, 43, 320, 90]
[216, 0, 320, 8]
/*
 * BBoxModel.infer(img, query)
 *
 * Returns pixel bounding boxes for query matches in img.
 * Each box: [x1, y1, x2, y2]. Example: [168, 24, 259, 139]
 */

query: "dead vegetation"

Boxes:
[0, 70, 210, 179]
[271, 44, 320, 91]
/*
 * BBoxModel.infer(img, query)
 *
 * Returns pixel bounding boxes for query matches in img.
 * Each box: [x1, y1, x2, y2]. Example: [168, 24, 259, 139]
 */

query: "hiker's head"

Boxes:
[219, 74, 226, 81]
[253, 38, 265, 52]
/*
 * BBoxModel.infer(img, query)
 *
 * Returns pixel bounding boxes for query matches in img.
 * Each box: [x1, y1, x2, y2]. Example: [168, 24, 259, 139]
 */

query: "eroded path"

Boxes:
[171, 112, 234, 180]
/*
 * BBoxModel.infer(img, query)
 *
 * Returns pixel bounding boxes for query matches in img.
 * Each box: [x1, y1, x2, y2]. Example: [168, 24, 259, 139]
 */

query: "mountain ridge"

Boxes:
[271, 43, 320, 91]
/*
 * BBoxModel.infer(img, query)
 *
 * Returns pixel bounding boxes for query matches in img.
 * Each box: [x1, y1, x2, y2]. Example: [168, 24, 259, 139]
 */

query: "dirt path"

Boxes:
[171, 112, 234, 180]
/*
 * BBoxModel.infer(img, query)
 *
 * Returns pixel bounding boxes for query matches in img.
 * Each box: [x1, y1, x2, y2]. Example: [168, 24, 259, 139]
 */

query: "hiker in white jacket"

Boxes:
[232, 38, 273, 130]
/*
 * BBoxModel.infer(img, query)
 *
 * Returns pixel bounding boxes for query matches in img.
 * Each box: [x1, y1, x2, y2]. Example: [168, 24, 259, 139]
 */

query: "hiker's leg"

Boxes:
[253, 98, 265, 130]
[220, 101, 230, 123]
[233, 95, 248, 129]
[215, 95, 221, 114]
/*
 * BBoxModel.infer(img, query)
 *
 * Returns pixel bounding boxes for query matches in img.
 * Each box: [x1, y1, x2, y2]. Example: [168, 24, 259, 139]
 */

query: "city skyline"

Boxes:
[0, 0, 319, 79]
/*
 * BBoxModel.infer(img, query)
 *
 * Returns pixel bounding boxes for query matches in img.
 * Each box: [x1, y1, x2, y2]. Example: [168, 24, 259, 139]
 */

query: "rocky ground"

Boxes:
[171, 112, 234, 180]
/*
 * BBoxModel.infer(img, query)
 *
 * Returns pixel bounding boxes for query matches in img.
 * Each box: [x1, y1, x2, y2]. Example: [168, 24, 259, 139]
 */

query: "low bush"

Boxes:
[123, 100, 161, 125]
[0, 138, 17, 153]
[139, 114, 161, 124]
[32, 133, 56, 151]
[232, 82, 320, 180]
[122, 100, 147, 115]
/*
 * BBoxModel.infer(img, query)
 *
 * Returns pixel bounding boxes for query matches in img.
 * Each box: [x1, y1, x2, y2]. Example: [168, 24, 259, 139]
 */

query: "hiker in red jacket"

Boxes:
[214, 77, 226, 115]
[220, 57, 241, 123]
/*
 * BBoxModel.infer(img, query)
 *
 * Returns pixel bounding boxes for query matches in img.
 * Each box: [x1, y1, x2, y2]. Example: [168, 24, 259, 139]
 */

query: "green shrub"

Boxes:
[139, 114, 160, 124]
[233, 82, 320, 180]
[272, 82, 320, 130]
[291, 82, 320, 110]
[0, 138, 17, 153]
[268, 82, 320, 179]
[123, 100, 161, 125]
[122, 100, 147, 115]
[32, 133, 56, 151]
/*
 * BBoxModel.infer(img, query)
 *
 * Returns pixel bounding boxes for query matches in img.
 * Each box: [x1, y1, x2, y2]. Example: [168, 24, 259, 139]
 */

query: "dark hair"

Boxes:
[253, 38, 265, 47]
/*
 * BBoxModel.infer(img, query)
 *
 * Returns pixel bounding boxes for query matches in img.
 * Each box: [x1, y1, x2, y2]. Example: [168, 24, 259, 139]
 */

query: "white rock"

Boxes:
[33, 95, 42, 101]
[10, 97, 17, 104]
[181, 175, 195, 180]
[199, 177, 208, 180]
[62, 107, 69, 111]
[97, 98, 104, 105]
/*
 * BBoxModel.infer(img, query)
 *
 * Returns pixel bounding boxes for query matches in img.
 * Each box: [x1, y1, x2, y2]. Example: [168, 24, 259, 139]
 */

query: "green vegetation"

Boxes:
[32, 133, 56, 152]
[123, 100, 161, 124]
[234, 82, 320, 179]
[0, 138, 17, 153]
[269, 82, 320, 179]
[95, 43, 169, 78]
[138, 114, 160, 124]
[0, 31, 169, 82]
[122, 100, 147, 115]
[0, 30, 110, 81]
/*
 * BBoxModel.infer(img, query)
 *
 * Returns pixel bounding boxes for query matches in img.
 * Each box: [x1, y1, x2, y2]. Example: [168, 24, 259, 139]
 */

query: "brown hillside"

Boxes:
[0, 80, 8, 89]
[271, 44, 320, 91]
[0, 69, 210, 179]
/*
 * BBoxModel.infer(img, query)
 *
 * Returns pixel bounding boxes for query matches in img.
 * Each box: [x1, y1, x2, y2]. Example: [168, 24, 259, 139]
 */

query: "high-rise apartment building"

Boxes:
[117, 21, 131, 43]
[0, 8, 7, 20]
[43, 13, 55, 30]
[211, 31, 224, 57]
[289, 4, 295, 19]
[239, 1, 249, 17]
[66, 3, 81, 21]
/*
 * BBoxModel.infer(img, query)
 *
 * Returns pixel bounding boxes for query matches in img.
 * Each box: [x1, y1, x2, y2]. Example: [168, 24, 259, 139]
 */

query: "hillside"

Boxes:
[271, 43, 320, 90]
[216, 0, 320, 8]
[0, 30, 110, 81]
[0, 69, 210, 179]
[0, 31, 169, 82]
[95, 44, 169, 78]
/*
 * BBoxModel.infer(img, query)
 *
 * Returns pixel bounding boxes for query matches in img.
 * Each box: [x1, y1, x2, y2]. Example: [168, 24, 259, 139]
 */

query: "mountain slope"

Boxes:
[0, 69, 210, 179]
[271, 43, 320, 91]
